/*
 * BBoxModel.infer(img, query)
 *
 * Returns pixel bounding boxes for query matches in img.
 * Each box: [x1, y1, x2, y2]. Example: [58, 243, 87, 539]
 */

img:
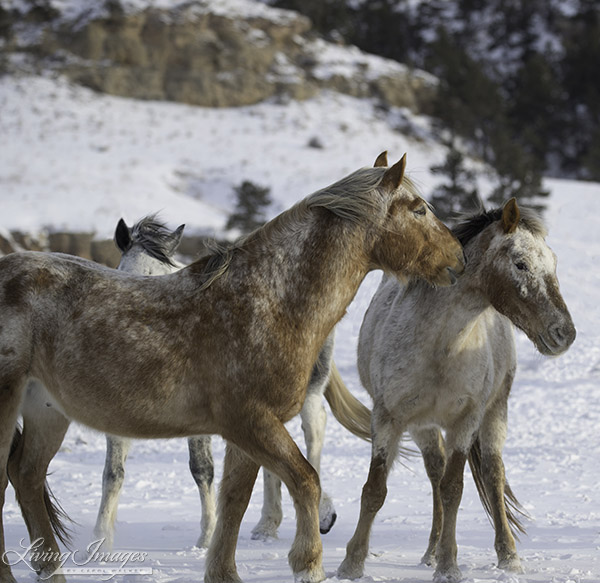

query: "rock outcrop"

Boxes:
[1, 0, 436, 112]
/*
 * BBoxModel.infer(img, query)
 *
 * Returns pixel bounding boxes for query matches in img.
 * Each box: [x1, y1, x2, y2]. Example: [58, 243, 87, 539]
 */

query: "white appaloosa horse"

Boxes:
[337, 198, 576, 583]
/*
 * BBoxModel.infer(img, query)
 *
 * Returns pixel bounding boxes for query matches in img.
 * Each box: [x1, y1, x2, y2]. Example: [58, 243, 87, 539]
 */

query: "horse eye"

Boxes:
[515, 261, 528, 271]
[414, 205, 427, 217]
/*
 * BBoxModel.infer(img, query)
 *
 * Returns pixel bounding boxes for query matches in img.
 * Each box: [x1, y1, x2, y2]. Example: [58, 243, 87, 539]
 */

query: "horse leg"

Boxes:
[410, 427, 446, 567]
[300, 388, 335, 534]
[250, 469, 283, 541]
[188, 436, 216, 548]
[205, 442, 259, 583]
[251, 333, 335, 542]
[93, 435, 132, 549]
[207, 413, 324, 583]
[337, 407, 401, 580]
[433, 448, 468, 583]
[0, 375, 28, 583]
[8, 382, 70, 582]
[250, 391, 330, 542]
[478, 398, 523, 572]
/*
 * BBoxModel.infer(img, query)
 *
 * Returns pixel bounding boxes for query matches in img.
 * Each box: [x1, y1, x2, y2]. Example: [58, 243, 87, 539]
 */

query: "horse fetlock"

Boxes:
[29, 543, 62, 574]
[204, 561, 243, 583]
[93, 521, 115, 550]
[420, 547, 437, 567]
[38, 565, 67, 583]
[196, 518, 216, 548]
[318, 492, 336, 534]
[288, 543, 322, 580]
[250, 517, 280, 541]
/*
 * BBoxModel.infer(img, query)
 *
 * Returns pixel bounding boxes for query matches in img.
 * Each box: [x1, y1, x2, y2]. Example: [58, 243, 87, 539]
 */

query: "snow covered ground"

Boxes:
[1, 73, 599, 583]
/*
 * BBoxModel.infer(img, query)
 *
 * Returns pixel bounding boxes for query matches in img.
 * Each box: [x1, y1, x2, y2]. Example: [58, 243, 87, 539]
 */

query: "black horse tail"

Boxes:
[468, 436, 529, 539]
[8, 427, 73, 547]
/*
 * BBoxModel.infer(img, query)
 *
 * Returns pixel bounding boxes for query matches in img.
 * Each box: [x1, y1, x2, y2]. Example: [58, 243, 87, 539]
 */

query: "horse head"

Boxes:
[114, 215, 185, 275]
[471, 198, 576, 355]
[370, 153, 465, 287]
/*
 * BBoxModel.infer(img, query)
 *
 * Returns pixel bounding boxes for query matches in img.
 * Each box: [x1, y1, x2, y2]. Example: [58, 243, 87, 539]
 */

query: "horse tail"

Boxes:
[8, 427, 73, 547]
[468, 437, 528, 539]
[324, 362, 372, 442]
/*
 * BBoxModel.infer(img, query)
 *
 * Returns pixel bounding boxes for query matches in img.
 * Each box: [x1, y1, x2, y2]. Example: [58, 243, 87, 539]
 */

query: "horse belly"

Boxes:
[31, 344, 216, 439]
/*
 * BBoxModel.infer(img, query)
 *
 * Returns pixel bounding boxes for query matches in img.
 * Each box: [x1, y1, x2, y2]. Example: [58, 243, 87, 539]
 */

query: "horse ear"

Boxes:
[168, 224, 185, 253]
[114, 218, 132, 252]
[501, 197, 520, 234]
[380, 153, 407, 191]
[374, 151, 388, 167]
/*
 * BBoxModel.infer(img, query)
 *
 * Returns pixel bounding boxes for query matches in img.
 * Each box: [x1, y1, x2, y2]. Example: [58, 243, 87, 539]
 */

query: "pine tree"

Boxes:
[429, 145, 479, 221]
[226, 181, 272, 234]
[487, 130, 549, 206]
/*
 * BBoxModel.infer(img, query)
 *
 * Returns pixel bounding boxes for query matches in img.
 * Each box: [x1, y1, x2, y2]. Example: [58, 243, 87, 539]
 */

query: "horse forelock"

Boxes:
[452, 204, 547, 247]
[129, 215, 178, 267]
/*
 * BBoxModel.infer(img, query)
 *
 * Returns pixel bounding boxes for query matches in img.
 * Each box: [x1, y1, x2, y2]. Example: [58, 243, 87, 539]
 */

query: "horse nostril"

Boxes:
[549, 323, 576, 347]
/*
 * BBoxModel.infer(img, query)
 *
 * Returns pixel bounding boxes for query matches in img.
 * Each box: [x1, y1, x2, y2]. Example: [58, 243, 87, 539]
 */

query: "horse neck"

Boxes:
[238, 209, 370, 339]
[429, 232, 509, 345]
[408, 259, 496, 350]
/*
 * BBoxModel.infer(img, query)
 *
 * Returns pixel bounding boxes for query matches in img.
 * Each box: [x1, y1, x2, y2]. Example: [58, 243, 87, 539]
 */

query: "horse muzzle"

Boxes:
[536, 320, 577, 356]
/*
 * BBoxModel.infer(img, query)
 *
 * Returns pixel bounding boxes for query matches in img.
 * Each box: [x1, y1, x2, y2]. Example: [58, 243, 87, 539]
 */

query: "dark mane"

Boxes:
[452, 204, 547, 246]
[130, 215, 179, 267]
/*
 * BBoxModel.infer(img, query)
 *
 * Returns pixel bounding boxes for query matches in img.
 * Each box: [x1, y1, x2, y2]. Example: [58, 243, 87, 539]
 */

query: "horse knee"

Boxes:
[291, 467, 321, 510]
[188, 437, 214, 488]
[103, 462, 126, 490]
[361, 458, 388, 514]
[189, 456, 214, 489]
[440, 454, 466, 508]
[362, 478, 387, 514]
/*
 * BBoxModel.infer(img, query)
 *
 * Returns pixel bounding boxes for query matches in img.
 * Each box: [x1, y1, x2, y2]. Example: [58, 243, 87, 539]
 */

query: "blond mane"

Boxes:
[192, 167, 423, 290]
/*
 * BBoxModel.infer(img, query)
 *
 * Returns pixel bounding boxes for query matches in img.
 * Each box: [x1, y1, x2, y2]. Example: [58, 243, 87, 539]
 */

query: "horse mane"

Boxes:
[452, 203, 547, 246]
[191, 166, 421, 290]
[129, 214, 179, 267]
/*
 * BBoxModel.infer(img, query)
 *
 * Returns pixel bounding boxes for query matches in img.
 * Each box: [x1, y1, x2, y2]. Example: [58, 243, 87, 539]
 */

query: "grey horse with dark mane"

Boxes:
[338, 198, 576, 583]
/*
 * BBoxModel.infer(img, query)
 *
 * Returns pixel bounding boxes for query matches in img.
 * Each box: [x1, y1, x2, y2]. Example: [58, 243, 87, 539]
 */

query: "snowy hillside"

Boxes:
[0, 68, 599, 583]
[0, 73, 450, 240]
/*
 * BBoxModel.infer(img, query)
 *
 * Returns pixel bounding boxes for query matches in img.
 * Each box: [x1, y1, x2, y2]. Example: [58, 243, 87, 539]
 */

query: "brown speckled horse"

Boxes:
[0, 153, 464, 583]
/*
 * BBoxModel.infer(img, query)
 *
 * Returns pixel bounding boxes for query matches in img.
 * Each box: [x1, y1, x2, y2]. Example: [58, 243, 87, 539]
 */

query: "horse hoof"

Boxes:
[498, 555, 523, 573]
[204, 567, 244, 583]
[294, 565, 326, 583]
[337, 557, 364, 580]
[319, 512, 336, 534]
[433, 565, 463, 583]
[38, 566, 67, 583]
[318, 493, 337, 534]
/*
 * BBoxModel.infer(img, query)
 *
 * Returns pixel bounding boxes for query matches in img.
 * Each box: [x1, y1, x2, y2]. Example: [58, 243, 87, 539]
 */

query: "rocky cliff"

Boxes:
[1, 0, 436, 112]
